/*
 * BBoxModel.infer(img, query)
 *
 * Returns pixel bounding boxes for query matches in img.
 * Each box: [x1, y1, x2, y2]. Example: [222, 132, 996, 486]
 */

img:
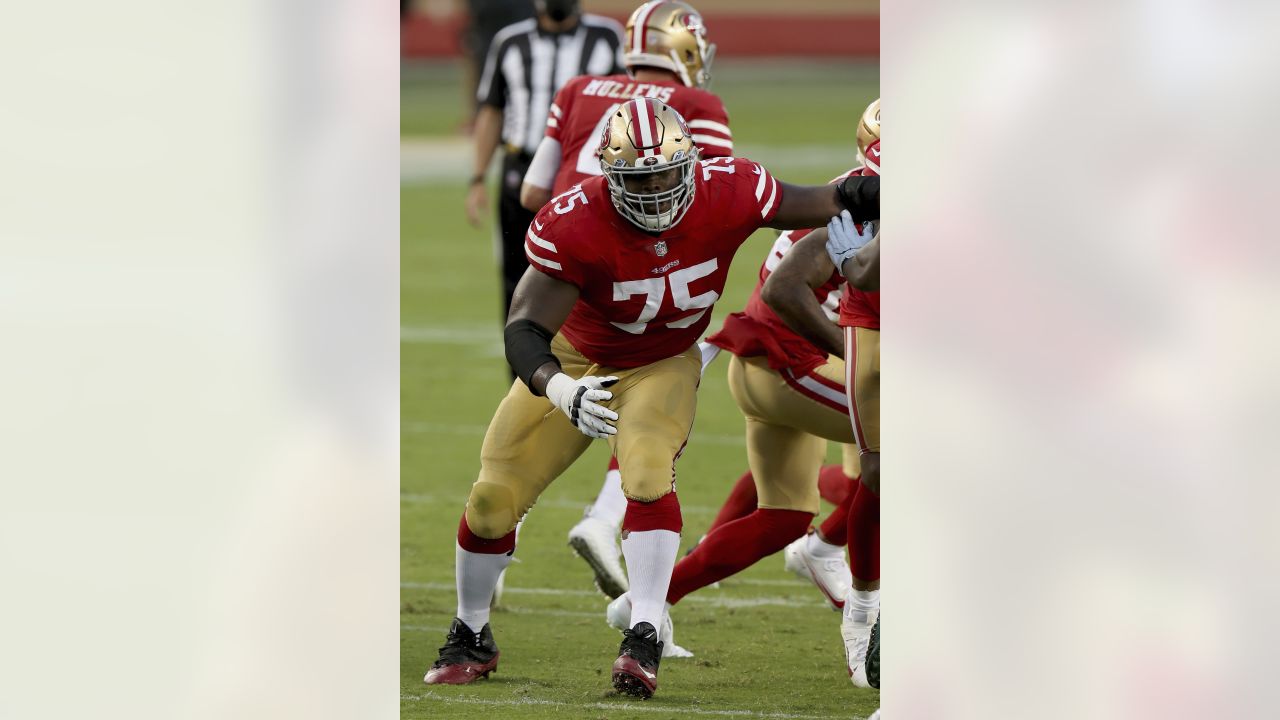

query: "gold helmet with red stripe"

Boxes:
[862, 139, 880, 176]
[624, 1, 716, 89]
[857, 98, 880, 162]
[598, 97, 699, 232]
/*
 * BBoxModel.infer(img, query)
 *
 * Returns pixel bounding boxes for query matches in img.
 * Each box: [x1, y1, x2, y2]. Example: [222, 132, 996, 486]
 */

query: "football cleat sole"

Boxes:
[423, 653, 499, 685]
[568, 534, 628, 599]
[611, 655, 657, 699]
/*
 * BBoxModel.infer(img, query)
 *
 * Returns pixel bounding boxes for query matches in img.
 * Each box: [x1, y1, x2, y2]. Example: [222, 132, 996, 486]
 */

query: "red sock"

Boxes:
[622, 490, 682, 533]
[706, 469, 758, 534]
[456, 514, 516, 554]
[817, 464, 854, 505]
[666, 508, 812, 604]
[608, 455, 619, 472]
[847, 481, 880, 582]
[818, 476, 858, 546]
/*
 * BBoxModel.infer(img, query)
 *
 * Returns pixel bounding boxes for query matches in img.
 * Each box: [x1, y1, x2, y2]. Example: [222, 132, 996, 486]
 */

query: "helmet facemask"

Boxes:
[602, 150, 698, 232]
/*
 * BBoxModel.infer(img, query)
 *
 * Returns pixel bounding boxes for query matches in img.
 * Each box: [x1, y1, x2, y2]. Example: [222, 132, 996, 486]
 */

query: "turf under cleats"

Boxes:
[612, 621, 664, 698]
[567, 511, 629, 599]
[423, 618, 500, 685]
[783, 534, 853, 611]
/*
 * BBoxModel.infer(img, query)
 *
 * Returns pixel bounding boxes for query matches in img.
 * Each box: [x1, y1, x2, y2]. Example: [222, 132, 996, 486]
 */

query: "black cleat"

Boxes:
[423, 618, 500, 685]
[611, 621, 663, 698]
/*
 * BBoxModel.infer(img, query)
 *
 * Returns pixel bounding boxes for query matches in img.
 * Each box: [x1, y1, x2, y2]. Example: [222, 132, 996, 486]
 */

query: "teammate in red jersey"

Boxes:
[424, 98, 878, 698]
[766, 135, 881, 688]
[519, 0, 732, 602]
[520, 1, 731, 209]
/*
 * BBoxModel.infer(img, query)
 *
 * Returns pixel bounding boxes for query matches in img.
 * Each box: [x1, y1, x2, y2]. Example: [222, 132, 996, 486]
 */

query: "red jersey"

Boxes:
[709, 167, 865, 375]
[526, 157, 781, 368]
[838, 286, 880, 330]
[546, 74, 732, 196]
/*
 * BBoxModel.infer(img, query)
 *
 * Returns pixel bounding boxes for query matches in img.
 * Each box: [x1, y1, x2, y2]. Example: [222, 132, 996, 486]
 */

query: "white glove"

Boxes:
[825, 209, 874, 270]
[545, 372, 620, 439]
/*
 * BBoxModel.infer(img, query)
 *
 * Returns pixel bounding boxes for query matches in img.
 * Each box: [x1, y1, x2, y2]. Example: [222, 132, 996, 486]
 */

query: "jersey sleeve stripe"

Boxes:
[753, 164, 768, 201]
[525, 241, 563, 270]
[527, 230, 558, 253]
[692, 134, 732, 150]
[687, 119, 731, 137]
[760, 175, 779, 218]
[547, 118, 559, 128]
[549, 103, 562, 118]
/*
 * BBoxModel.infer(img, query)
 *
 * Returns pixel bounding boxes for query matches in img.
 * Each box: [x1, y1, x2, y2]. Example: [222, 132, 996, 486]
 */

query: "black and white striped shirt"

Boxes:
[477, 15, 624, 156]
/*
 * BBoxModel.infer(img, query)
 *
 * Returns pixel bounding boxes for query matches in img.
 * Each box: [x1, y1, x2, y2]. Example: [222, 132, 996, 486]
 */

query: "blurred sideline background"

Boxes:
[401, 1, 881, 718]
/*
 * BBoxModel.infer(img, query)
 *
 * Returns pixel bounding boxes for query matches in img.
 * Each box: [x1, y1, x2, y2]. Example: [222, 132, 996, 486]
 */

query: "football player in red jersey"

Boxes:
[603, 106, 880, 655]
[766, 136, 881, 688]
[520, 0, 731, 210]
[424, 98, 878, 698]
[518, 0, 732, 603]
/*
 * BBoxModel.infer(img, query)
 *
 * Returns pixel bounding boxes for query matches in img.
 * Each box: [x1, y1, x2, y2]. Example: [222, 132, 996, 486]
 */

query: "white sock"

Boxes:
[455, 543, 513, 633]
[844, 588, 880, 623]
[621, 529, 681, 630]
[806, 532, 844, 557]
[587, 466, 627, 528]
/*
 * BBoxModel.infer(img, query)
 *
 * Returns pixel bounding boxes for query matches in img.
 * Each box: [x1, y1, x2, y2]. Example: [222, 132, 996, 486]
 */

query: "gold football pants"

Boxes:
[465, 334, 701, 539]
[844, 326, 880, 454]
[726, 353, 859, 515]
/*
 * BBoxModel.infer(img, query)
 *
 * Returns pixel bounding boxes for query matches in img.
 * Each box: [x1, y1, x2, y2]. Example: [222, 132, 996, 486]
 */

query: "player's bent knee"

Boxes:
[465, 479, 523, 539]
[618, 445, 677, 503]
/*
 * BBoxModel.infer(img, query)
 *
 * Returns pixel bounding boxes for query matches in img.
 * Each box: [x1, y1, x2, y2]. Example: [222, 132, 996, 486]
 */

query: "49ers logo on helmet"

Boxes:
[597, 120, 614, 156]
[672, 111, 691, 139]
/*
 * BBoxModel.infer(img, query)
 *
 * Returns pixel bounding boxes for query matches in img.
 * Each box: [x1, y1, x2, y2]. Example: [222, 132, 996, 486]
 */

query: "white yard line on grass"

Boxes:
[400, 139, 852, 183]
[402, 605, 599, 628]
[403, 692, 855, 719]
[401, 581, 823, 609]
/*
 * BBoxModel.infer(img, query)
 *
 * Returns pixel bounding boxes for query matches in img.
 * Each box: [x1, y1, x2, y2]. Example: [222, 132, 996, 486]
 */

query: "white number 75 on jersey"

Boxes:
[610, 259, 720, 334]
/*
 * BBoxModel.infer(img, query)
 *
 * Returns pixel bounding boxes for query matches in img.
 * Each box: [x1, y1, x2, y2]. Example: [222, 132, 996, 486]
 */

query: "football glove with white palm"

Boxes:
[545, 373, 620, 439]
[825, 209, 875, 270]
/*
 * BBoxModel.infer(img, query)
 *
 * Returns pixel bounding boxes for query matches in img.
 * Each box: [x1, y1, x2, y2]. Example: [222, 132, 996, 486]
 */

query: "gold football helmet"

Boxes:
[598, 97, 699, 232]
[857, 98, 880, 162]
[624, 1, 716, 89]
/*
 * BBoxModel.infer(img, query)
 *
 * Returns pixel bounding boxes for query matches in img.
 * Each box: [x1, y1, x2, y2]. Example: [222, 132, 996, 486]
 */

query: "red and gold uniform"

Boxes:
[545, 74, 732, 196]
[468, 155, 780, 537]
[705, 168, 864, 513]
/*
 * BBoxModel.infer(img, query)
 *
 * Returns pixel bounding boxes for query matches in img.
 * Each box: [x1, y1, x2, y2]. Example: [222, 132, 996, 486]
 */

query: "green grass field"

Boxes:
[403, 59, 879, 720]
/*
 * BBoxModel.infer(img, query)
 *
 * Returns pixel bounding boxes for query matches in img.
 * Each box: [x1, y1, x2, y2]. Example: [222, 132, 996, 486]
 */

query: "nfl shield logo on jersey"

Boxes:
[654, 241, 668, 257]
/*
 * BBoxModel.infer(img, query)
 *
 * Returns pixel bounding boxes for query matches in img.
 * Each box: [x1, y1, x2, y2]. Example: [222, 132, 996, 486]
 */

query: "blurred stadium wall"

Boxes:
[402, 0, 879, 59]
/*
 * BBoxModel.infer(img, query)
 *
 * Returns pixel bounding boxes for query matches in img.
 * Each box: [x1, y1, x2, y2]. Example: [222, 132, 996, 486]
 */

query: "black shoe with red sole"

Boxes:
[423, 618, 500, 685]
[611, 621, 663, 698]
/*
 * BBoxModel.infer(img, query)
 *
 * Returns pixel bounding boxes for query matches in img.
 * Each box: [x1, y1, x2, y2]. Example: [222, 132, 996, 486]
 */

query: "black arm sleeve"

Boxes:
[504, 318, 561, 395]
[836, 176, 880, 223]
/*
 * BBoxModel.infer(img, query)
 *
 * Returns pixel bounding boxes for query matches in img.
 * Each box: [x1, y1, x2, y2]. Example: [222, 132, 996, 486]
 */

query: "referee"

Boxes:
[466, 0, 623, 338]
